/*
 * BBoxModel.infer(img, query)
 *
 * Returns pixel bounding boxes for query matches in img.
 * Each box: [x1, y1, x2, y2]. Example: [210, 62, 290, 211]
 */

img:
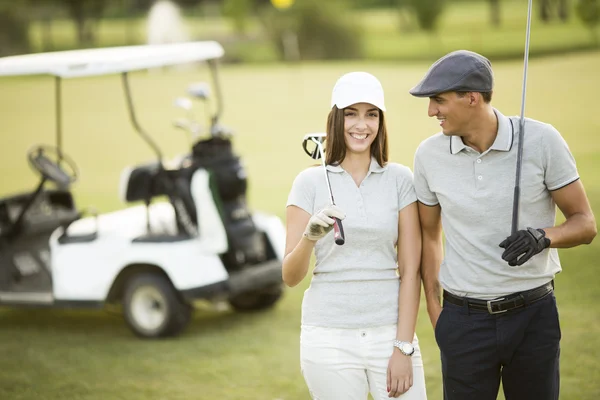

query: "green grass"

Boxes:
[0, 52, 599, 399]
[26, 0, 599, 63]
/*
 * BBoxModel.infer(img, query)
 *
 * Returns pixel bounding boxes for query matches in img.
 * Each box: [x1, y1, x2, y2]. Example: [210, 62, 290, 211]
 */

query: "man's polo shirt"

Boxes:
[413, 109, 579, 299]
[287, 158, 417, 328]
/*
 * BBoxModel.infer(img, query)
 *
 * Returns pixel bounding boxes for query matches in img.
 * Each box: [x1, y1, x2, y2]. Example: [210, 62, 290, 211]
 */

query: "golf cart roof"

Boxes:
[0, 41, 224, 78]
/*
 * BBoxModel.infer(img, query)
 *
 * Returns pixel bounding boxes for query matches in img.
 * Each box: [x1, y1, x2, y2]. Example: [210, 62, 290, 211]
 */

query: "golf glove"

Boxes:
[303, 205, 346, 242]
[499, 227, 551, 267]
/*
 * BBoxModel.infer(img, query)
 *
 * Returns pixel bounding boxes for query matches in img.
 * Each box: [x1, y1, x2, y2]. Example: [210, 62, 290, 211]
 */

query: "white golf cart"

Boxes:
[0, 41, 285, 338]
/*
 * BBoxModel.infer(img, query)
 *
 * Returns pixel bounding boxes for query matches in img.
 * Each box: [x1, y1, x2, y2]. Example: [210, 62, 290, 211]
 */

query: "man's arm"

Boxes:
[545, 180, 597, 247]
[418, 202, 444, 328]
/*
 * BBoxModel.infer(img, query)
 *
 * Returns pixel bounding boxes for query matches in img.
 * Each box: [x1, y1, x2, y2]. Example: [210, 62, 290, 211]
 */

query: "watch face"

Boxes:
[402, 343, 414, 355]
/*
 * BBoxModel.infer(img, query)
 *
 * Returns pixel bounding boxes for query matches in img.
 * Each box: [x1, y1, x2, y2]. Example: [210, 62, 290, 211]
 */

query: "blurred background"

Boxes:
[0, 0, 599, 399]
[1, 0, 599, 62]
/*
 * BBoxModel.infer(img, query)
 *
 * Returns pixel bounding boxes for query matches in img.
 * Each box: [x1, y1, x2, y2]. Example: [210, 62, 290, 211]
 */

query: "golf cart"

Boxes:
[0, 41, 285, 338]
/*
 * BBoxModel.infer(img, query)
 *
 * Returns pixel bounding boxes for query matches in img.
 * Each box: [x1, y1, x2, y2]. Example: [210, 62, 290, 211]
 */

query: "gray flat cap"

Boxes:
[409, 50, 494, 97]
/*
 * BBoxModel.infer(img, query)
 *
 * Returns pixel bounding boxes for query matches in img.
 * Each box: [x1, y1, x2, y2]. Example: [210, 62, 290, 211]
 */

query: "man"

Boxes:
[409, 50, 596, 399]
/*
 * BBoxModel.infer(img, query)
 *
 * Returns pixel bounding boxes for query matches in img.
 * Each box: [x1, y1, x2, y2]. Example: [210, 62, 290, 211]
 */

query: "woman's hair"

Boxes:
[325, 105, 388, 167]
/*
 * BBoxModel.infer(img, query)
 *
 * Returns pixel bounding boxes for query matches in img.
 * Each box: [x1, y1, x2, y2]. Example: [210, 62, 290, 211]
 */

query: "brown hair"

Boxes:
[324, 106, 388, 167]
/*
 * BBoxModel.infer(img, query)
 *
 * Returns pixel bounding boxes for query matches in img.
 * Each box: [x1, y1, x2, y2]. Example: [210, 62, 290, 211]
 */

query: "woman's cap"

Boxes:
[331, 71, 386, 112]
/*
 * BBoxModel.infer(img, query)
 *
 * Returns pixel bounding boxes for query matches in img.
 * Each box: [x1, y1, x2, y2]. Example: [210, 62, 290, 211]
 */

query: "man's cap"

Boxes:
[331, 71, 386, 111]
[409, 50, 494, 97]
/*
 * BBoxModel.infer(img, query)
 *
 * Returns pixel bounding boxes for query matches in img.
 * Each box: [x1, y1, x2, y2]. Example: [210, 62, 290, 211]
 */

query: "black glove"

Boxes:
[499, 227, 551, 267]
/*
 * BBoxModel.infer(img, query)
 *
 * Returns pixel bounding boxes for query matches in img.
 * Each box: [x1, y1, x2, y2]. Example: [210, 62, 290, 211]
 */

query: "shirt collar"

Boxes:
[325, 157, 388, 173]
[449, 108, 514, 155]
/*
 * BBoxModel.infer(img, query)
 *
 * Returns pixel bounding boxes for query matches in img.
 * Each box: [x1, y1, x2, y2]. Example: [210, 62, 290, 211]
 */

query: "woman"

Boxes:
[283, 71, 427, 399]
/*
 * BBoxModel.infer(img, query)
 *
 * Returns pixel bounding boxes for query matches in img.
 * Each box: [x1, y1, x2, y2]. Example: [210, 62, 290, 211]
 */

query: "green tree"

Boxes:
[258, 0, 363, 61]
[223, 0, 253, 34]
[540, 0, 570, 23]
[63, 0, 106, 46]
[576, 0, 600, 44]
[404, 0, 445, 32]
[0, 3, 30, 56]
[490, 0, 500, 27]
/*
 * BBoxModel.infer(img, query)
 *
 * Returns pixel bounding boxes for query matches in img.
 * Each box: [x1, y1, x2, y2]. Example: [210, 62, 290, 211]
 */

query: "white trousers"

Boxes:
[300, 324, 427, 400]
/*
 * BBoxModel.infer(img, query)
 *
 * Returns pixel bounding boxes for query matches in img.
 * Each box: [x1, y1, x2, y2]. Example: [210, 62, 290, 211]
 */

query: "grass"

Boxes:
[25, 0, 600, 63]
[0, 51, 599, 399]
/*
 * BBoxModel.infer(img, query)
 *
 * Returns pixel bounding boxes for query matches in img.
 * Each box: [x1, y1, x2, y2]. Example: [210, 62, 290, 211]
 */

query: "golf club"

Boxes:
[511, 0, 533, 235]
[187, 82, 213, 134]
[302, 132, 345, 246]
[173, 97, 203, 141]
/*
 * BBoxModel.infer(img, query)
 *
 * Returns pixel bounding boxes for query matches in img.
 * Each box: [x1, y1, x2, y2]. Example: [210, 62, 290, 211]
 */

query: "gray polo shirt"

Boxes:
[287, 158, 417, 328]
[413, 109, 579, 300]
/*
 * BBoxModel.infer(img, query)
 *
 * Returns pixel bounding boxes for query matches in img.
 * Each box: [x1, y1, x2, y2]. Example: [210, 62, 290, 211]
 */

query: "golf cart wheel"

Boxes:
[123, 273, 192, 338]
[228, 283, 284, 312]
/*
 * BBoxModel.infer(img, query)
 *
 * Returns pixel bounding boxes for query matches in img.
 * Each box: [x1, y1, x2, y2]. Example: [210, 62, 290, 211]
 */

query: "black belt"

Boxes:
[443, 282, 553, 314]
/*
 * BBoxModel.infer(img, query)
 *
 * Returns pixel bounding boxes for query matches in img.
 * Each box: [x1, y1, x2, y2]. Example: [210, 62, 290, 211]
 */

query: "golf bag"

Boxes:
[187, 137, 267, 270]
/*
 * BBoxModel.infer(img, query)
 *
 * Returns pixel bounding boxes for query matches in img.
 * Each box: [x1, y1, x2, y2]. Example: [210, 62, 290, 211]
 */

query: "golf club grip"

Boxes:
[333, 217, 345, 245]
[511, 186, 520, 235]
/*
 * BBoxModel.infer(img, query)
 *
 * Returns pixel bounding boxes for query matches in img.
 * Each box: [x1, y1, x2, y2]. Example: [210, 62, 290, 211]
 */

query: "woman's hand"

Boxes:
[303, 205, 345, 241]
[387, 350, 413, 398]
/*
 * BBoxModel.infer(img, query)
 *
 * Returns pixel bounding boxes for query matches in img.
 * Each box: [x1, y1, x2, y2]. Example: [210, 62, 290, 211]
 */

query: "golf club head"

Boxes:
[187, 82, 211, 100]
[173, 118, 190, 130]
[302, 132, 326, 160]
[210, 123, 233, 139]
[174, 97, 193, 111]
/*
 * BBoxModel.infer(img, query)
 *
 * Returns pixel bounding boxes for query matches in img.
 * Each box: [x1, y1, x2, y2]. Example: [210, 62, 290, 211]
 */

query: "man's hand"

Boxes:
[303, 205, 345, 242]
[387, 351, 413, 398]
[431, 306, 443, 330]
[499, 227, 551, 266]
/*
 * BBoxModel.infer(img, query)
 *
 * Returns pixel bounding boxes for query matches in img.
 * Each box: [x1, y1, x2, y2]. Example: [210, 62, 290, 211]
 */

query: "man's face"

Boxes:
[427, 92, 472, 136]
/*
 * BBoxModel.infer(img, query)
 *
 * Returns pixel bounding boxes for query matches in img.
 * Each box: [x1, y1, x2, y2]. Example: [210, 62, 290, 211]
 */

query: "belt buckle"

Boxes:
[487, 298, 507, 314]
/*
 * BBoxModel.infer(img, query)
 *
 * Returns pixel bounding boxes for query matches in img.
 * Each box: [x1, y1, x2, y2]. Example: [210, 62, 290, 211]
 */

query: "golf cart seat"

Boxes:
[120, 161, 164, 203]
[0, 189, 80, 238]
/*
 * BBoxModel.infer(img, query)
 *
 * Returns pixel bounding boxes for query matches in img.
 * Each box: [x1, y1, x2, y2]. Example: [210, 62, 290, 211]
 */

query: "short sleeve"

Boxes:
[286, 168, 316, 215]
[413, 146, 439, 206]
[392, 164, 417, 211]
[542, 125, 579, 191]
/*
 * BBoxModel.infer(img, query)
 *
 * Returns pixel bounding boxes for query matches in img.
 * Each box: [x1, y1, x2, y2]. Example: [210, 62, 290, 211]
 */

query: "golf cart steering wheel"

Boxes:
[27, 145, 79, 188]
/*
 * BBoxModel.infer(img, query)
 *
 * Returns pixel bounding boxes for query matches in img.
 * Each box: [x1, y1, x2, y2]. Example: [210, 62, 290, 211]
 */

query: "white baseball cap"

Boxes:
[330, 71, 386, 112]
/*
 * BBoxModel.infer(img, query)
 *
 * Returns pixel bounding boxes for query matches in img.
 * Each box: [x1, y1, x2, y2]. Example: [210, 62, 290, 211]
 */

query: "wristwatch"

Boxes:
[393, 339, 414, 356]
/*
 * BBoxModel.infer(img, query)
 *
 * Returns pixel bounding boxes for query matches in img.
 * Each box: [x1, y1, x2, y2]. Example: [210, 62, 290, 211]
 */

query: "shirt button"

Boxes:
[477, 175, 483, 180]
[361, 332, 366, 337]
[477, 159, 482, 163]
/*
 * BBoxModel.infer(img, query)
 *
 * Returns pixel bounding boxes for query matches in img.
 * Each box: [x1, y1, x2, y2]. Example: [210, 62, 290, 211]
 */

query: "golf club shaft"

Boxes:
[316, 141, 345, 246]
[511, 0, 533, 235]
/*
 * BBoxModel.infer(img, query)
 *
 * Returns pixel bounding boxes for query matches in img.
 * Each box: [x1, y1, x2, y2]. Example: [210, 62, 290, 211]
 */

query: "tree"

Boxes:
[404, 0, 446, 32]
[0, 3, 30, 56]
[490, 0, 500, 27]
[559, 0, 570, 21]
[223, 0, 253, 34]
[26, 0, 110, 47]
[540, 0, 570, 23]
[576, 0, 600, 44]
[257, 0, 363, 61]
[63, 0, 106, 46]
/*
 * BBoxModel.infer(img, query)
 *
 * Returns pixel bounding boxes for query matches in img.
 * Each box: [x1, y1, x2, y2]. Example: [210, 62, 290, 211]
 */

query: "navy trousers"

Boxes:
[435, 290, 561, 400]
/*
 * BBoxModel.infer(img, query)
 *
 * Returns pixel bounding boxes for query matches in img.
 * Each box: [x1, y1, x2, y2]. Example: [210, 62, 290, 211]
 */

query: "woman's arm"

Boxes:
[395, 201, 422, 342]
[281, 205, 315, 287]
[387, 201, 422, 397]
